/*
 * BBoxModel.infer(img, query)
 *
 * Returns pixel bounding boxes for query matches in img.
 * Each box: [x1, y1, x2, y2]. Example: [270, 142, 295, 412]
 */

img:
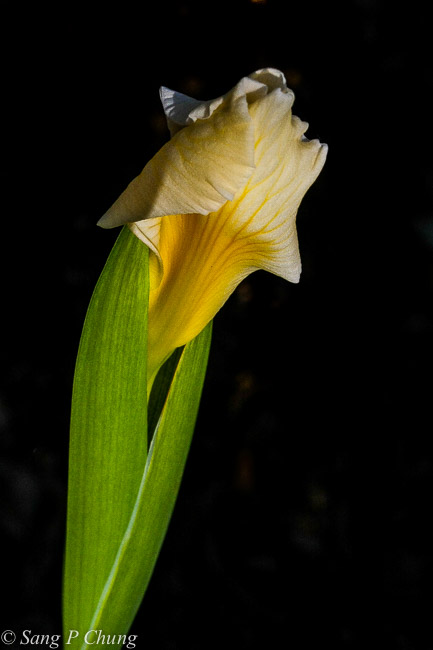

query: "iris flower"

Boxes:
[98, 68, 327, 382]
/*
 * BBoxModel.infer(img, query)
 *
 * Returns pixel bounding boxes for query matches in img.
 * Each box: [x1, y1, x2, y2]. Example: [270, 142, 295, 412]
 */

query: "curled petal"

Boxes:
[98, 91, 256, 229]
[159, 87, 224, 137]
[160, 69, 279, 136]
[223, 86, 328, 283]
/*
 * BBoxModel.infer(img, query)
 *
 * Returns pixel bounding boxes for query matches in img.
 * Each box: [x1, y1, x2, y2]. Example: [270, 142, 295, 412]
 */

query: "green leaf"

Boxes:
[81, 321, 212, 646]
[63, 227, 149, 637]
[63, 222, 212, 648]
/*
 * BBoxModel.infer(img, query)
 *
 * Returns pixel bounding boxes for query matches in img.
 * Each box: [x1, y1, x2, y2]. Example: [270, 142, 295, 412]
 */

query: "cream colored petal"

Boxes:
[160, 72, 272, 136]
[248, 67, 289, 93]
[145, 86, 328, 374]
[129, 217, 163, 288]
[97, 92, 255, 229]
[218, 86, 328, 283]
[143, 79, 327, 379]
[159, 86, 224, 137]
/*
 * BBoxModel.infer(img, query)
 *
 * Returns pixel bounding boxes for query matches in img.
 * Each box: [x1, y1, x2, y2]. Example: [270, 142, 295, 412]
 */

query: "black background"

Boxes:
[1, 1, 433, 648]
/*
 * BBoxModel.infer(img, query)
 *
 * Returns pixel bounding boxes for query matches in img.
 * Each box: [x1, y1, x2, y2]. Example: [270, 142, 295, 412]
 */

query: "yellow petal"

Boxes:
[145, 211, 252, 377]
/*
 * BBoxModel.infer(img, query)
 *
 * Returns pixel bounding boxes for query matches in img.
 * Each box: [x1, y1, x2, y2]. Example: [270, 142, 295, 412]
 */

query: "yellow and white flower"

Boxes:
[98, 68, 327, 382]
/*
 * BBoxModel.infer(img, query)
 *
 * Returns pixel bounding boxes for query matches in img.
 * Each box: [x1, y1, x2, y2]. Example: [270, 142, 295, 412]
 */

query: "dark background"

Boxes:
[1, 1, 433, 648]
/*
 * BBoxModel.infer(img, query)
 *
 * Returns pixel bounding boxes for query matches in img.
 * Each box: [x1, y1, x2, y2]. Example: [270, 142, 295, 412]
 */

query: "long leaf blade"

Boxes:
[83, 321, 212, 646]
[63, 226, 149, 636]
